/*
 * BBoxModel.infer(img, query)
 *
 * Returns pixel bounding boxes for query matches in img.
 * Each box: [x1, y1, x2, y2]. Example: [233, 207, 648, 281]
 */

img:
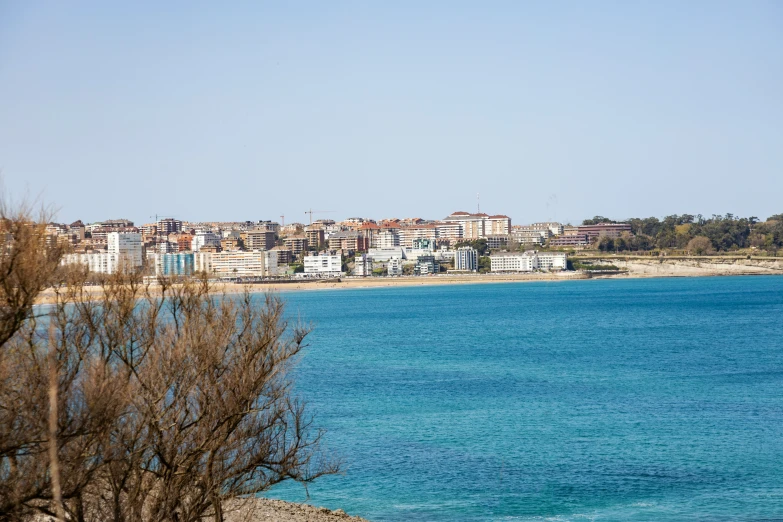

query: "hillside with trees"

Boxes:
[579, 214, 783, 254]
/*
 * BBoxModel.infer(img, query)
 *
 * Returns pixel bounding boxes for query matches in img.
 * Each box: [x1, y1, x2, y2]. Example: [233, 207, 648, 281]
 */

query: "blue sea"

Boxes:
[266, 276, 783, 521]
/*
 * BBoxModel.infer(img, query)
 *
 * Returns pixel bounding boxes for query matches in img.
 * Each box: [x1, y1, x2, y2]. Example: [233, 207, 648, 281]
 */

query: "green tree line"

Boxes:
[580, 214, 783, 253]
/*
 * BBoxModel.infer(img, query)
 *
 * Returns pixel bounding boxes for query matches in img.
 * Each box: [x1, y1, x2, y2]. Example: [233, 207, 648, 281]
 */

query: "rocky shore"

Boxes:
[223, 498, 368, 522]
[586, 256, 783, 278]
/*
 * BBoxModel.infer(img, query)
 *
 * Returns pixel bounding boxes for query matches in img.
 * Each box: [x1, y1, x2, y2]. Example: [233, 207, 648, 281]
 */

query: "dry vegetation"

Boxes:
[0, 200, 339, 521]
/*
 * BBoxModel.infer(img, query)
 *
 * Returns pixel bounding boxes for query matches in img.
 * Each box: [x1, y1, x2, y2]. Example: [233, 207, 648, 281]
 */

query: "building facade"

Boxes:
[107, 231, 143, 269]
[303, 253, 342, 277]
[414, 255, 439, 275]
[245, 229, 276, 251]
[387, 257, 403, 276]
[399, 224, 437, 249]
[304, 226, 325, 248]
[454, 246, 478, 271]
[550, 234, 590, 247]
[155, 252, 194, 277]
[485, 234, 509, 249]
[578, 223, 633, 239]
[192, 231, 222, 252]
[263, 250, 279, 276]
[353, 254, 373, 277]
[209, 251, 265, 277]
[61, 252, 119, 274]
[157, 218, 183, 235]
[489, 251, 567, 272]
[283, 236, 308, 255]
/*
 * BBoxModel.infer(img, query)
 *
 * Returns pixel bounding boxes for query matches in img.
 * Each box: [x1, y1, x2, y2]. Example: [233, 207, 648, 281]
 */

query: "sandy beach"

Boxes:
[33, 256, 783, 306]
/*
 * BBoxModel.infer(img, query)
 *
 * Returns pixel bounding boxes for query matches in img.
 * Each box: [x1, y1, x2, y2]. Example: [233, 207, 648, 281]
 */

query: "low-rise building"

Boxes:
[550, 234, 590, 247]
[511, 226, 550, 245]
[489, 251, 567, 272]
[533, 222, 564, 236]
[210, 251, 265, 277]
[578, 223, 632, 239]
[490, 252, 536, 273]
[536, 251, 567, 270]
[485, 234, 509, 249]
[304, 253, 342, 277]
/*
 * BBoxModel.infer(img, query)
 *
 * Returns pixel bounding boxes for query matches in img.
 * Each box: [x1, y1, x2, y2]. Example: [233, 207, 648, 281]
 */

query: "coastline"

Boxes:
[33, 258, 783, 305]
[223, 498, 368, 522]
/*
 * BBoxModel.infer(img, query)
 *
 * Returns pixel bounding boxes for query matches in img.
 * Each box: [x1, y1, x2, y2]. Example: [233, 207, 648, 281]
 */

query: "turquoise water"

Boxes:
[266, 276, 783, 521]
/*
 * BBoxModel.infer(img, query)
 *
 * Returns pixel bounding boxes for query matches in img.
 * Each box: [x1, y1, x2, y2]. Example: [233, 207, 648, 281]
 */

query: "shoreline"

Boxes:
[33, 263, 783, 305]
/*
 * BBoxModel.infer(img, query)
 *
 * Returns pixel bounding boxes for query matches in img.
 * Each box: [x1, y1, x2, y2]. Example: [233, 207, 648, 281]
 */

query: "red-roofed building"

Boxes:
[443, 211, 511, 239]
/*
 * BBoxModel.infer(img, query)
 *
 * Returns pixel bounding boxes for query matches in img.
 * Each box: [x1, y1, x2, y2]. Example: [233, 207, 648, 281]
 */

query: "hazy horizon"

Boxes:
[2, 2, 781, 226]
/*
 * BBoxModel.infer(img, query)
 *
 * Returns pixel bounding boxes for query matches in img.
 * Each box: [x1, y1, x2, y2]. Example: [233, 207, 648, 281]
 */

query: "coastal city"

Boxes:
[49, 210, 635, 279]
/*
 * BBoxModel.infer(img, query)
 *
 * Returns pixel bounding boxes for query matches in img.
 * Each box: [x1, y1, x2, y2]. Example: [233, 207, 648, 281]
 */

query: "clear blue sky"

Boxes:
[1, 1, 781, 226]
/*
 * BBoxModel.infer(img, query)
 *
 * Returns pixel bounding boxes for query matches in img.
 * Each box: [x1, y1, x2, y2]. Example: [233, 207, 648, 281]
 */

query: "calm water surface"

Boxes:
[265, 276, 783, 521]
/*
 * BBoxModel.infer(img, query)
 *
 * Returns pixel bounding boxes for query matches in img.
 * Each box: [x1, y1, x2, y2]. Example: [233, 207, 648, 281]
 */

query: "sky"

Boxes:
[1, 1, 781, 226]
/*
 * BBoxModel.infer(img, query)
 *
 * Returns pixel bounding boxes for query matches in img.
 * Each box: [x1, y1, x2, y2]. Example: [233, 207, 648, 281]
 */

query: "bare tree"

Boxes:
[0, 199, 338, 522]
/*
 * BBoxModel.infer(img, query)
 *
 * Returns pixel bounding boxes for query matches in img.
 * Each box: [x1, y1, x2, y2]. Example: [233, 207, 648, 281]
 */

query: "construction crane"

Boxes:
[304, 209, 335, 225]
[150, 214, 177, 223]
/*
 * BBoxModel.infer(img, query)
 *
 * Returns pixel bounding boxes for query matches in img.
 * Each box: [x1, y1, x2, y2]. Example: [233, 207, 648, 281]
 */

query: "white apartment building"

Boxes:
[387, 256, 403, 276]
[373, 229, 400, 249]
[510, 227, 548, 246]
[487, 215, 512, 235]
[454, 246, 478, 271]
[434, 222, 463, 241]
[353, 254, 373, 277]
[304, 253, 342, 277]
[194, 252, 213, 273]
[209, 251, 265, 277]
[61, 252, 120, 274]
[398, 225, 436, 249]
[107, 231, 143, 269]
[489, 251, 567, 272]
[536, 251, 567, 270]
[443, 212, 511, 239]
[533, 222, 564, 236]
[191, 231, 222, 252]
[490, 252, 536, 272]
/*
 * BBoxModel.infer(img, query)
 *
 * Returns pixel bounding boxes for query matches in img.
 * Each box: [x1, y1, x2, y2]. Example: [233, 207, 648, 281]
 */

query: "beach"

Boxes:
[34, 256, 783, 306]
